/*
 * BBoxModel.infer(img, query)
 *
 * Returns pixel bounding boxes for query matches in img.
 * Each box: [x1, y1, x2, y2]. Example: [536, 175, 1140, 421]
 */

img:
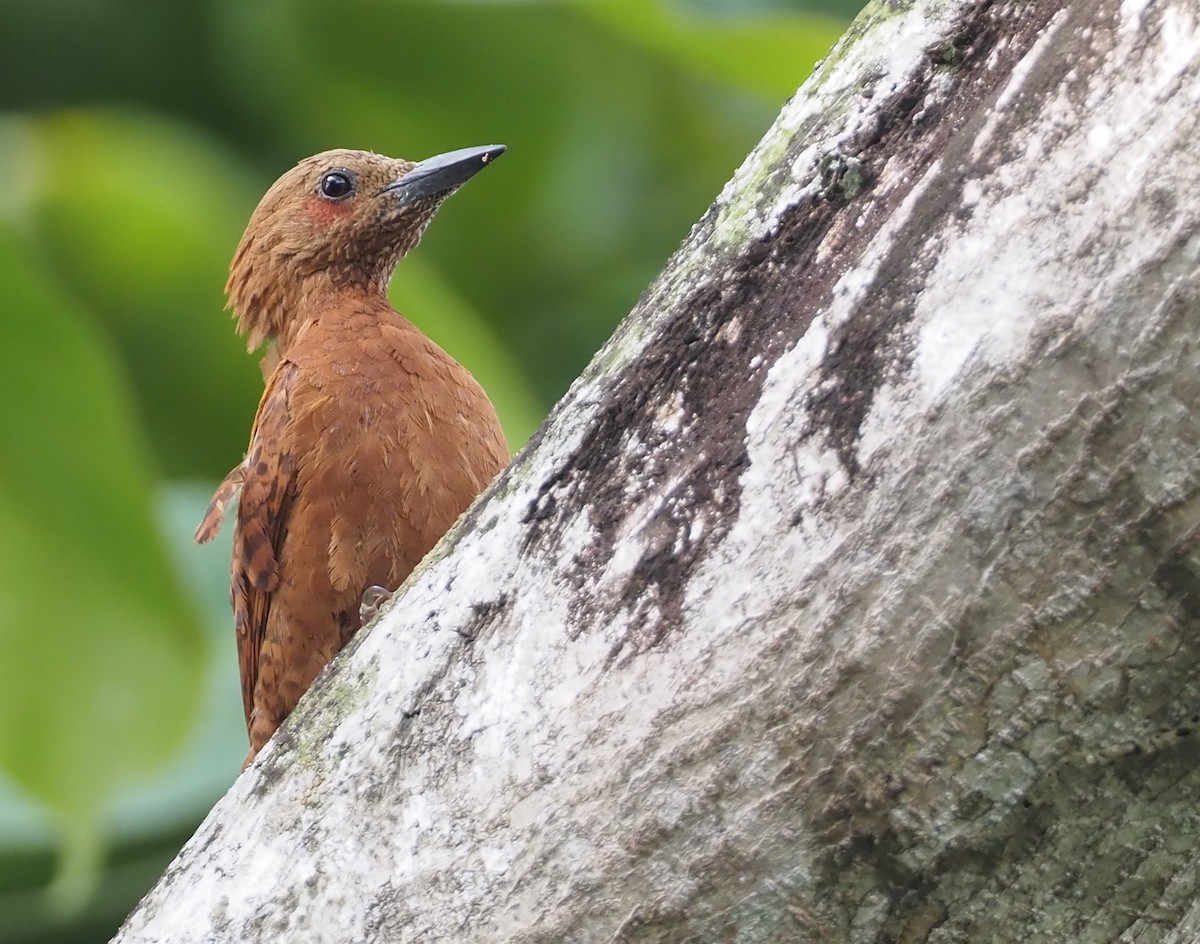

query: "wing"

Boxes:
[230, 360, 299, 727]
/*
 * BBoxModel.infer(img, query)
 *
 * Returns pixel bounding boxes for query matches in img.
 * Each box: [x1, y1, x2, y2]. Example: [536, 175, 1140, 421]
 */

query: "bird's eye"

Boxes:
[318, 170, 356, 201]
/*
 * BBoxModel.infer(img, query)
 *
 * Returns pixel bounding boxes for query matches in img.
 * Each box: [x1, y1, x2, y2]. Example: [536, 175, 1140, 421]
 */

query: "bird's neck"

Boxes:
[231, 259, 397, 375]
[249, 281, 400, 380]
[280, 283, 399, 350]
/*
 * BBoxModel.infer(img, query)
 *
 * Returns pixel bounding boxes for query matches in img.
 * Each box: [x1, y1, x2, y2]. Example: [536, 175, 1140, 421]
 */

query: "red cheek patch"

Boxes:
[304, 194, 354, 227]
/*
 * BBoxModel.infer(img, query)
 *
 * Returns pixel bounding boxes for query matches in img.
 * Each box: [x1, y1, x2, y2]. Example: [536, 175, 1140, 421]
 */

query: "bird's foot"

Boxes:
[360, 585, 394, 624]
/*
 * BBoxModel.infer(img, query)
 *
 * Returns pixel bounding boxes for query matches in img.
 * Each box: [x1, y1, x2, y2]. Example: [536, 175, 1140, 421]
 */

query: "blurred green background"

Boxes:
[0, 0, 862, 940]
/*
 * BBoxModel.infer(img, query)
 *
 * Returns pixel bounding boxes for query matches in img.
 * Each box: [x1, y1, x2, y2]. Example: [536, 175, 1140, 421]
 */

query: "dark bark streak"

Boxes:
[512, 0, 1066, 665]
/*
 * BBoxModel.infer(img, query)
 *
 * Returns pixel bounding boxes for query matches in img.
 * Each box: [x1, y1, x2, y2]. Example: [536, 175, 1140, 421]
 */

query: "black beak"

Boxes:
[383, 145, 505, 203]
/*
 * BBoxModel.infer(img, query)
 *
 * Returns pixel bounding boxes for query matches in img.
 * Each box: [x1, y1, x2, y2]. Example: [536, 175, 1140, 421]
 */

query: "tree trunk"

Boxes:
[114, 1, 1200, 941]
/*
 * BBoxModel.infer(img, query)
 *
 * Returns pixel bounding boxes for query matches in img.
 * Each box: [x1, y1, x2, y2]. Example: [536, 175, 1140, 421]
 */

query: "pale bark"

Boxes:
[115, 1, 1200, 941]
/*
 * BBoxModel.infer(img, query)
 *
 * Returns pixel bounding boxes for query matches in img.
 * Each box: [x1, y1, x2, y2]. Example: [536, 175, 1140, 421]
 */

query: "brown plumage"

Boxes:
[196, 146, 508, 766]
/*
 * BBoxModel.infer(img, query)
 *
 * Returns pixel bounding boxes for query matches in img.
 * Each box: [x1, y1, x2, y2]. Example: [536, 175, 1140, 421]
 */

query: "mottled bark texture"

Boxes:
[116, 1, 1200, 941]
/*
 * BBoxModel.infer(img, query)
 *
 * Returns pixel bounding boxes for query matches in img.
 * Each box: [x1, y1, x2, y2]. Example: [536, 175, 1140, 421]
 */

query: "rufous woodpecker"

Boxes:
[195, 146, 508, 766]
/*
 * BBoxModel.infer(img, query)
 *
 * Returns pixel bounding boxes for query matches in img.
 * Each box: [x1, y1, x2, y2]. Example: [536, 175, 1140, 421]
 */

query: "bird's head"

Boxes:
[226, 145, 504, 357]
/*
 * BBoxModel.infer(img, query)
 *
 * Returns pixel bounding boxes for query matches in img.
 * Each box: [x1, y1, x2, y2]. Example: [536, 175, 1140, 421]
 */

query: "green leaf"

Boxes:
[13, 111, 265, 480]
[577, 0, 846, 100]
[0, 226, 204, 906]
